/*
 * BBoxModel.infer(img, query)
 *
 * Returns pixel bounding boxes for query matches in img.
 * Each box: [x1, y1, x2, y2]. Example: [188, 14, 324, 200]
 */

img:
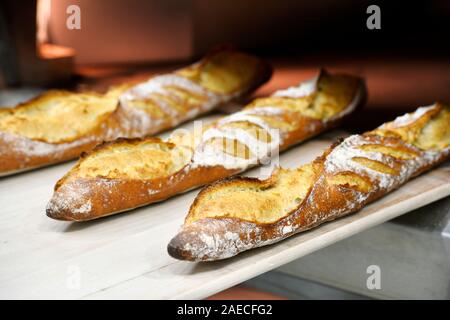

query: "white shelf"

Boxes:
[0, 119, 448, 299]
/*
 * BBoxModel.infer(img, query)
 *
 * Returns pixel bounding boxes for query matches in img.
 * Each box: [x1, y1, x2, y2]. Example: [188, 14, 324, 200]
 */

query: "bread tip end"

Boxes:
[45, 199, 75, 221]
[167, 236, 194, 261]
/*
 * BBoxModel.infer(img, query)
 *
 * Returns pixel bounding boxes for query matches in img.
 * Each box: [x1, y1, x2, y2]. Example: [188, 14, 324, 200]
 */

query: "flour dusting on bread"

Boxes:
[387, 105, 435, 128]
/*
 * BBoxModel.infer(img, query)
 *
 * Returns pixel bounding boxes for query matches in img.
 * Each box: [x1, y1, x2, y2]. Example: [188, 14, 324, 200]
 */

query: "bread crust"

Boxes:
[168, 103, 450, 261]
[0, 49, 271, 176]
[46, 70, 366, 221]
[0, 111, 121, 177]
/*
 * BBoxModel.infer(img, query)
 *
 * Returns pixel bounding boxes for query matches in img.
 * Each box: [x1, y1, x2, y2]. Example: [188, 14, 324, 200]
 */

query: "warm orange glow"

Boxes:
[36, 0, 52, 45]
[39, 43, 75, 60]
[37, 0, 75, 60]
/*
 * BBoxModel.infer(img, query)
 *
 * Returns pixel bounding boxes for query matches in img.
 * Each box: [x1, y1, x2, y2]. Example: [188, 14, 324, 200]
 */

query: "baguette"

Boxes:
[46, 70, 366, 221]
[0, 48, 271, 176]
[167, 103, 450, 261]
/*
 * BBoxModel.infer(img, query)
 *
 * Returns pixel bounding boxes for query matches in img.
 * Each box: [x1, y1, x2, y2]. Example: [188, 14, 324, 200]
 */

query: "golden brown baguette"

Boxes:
[167, 103, 450, 261]
[0, 48, 271, 176]
[46, 70, 366, 221]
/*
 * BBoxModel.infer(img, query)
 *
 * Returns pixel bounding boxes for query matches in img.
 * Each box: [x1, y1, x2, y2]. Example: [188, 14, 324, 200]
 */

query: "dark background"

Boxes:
[1, 0, 449, 130]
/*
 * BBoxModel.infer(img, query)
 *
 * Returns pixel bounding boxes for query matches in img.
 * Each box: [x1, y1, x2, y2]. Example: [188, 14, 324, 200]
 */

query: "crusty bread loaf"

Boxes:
[46, 70, 366, 221]
[167, 103, 450, 261]
[0, 48, 271, 176]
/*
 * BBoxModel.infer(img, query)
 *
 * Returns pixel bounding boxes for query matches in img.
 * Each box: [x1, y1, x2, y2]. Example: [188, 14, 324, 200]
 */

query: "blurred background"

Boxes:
[1, 0, 450, 299]
[1, 0, 450, 128]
